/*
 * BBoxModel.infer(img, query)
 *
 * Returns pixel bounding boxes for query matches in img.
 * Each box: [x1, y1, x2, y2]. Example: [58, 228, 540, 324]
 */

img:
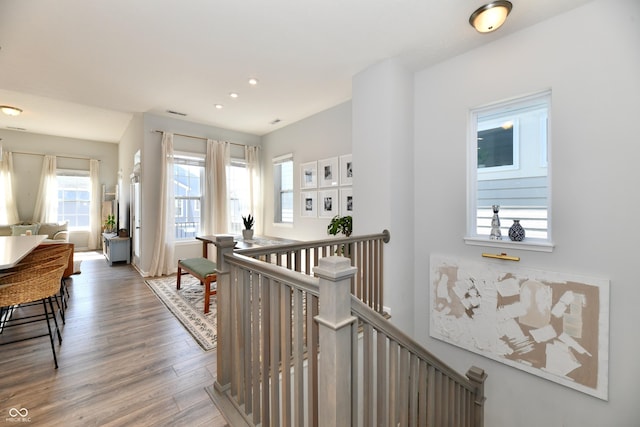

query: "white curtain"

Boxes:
[0, 151, 20, 224]
[33, 155, 57, 223]
[245, 145, 262, 235]
[203, 139, 230, 234]
[149, 133, 175, 276]
[88, 159, 101, 250]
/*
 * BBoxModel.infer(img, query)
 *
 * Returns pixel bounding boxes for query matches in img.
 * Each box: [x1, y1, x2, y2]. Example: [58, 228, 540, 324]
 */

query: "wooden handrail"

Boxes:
[234, 230, 390, 315]
[224, 252, 319, 296]
[350, 296, 476, 389]
[235, 229, 390, 258]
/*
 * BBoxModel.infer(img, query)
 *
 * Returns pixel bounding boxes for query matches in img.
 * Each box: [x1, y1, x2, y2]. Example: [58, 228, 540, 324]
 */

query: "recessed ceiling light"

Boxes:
[1, 105, 23, 116]
[229, 92, 239, 99]
[248, 78, 258, 86]
[215, 104, 224, 109]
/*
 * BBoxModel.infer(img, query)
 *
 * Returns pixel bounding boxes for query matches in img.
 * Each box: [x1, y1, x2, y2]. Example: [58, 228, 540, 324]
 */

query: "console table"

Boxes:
[102, 233, 131, 265]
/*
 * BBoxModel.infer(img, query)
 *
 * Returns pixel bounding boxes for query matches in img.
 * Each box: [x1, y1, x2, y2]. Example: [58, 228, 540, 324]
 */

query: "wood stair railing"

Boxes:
[206, 233, 486, 427]
[235, 230, 390, 315]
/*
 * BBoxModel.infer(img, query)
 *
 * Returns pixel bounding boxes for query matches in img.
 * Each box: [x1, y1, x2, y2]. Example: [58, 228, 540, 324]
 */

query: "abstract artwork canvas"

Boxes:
[430, 254, 610, 400]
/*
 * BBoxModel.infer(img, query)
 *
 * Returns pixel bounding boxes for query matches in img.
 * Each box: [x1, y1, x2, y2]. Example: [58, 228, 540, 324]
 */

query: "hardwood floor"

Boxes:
[0, 253, 228, 426]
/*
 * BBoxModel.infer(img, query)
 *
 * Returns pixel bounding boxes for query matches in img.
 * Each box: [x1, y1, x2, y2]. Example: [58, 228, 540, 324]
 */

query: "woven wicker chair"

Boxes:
[24, 242, 75, 278]
[3, 245, 72, 322]
[0, 246, 71, 368]
[24, 244, 72, 311]
[22, 245, 69, 261]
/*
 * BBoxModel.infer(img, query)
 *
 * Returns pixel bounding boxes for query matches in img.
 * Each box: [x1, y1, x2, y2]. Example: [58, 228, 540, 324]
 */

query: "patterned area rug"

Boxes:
[145, 275, 217, 351]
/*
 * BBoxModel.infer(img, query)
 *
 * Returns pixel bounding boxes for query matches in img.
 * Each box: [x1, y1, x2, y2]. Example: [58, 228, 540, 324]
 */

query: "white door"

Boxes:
[130, 181, 141, 264]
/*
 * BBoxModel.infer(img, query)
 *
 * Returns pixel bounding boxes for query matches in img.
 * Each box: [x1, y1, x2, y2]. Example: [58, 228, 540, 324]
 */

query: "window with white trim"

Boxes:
[57, 170, 90, 230]
[174, 154, 204, 240]
[467, 90, 552, 248]
[228, 160, 251, 234]
[273, 153, 293, 224]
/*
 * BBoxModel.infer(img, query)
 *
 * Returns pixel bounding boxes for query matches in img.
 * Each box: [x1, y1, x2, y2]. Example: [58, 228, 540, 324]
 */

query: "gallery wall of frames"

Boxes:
[300, 154, 352, 218]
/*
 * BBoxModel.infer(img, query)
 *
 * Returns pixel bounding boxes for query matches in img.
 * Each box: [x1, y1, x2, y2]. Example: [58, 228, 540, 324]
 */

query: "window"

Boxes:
[467, 90, 552, 249]
[174, 154, 205, 240]
[57, 171, 90, 230]
[228, 160, 251, 234]
[478, 125, 515, 169]
[273, 154, 293, 224]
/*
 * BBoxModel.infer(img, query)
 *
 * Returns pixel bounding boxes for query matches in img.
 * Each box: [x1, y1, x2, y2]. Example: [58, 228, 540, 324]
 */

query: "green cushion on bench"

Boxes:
[179, 258, 217, 277]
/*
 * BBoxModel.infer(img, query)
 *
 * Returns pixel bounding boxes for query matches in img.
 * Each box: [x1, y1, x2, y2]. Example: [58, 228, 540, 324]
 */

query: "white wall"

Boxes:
[117, 113, 143, 234]
[413, 0, 640, 425]
[352, 59, 415, 334]
[261, 101, 352, 241]
[0, 129, 118, 249]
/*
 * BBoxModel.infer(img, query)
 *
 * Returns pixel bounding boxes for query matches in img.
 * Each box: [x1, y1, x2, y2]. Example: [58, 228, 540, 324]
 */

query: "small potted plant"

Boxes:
[104, 214, 116, 233]
[242, 214, 254, 240]
[327, 215, 352, 255]
[327, 215, 352, 237]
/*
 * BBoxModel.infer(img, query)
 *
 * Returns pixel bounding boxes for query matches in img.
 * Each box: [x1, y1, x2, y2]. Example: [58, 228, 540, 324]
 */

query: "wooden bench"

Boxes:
[177, 257, 217, 314]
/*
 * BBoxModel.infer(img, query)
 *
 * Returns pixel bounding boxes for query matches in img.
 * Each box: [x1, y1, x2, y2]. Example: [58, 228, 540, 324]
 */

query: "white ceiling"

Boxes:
[0, 0, 593, 143]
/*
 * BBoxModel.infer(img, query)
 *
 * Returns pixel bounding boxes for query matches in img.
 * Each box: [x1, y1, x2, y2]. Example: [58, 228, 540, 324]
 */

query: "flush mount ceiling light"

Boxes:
[1, 105, 23, 116]
[469, 1, 512, 33]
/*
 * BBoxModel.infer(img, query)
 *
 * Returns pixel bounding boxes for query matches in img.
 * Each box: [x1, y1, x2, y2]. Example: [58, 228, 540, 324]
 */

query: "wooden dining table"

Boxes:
[0, 235, 48, 269]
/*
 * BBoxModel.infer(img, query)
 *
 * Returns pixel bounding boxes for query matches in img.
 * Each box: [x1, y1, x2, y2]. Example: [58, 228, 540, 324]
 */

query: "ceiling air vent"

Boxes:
[166, 110, 187, 117]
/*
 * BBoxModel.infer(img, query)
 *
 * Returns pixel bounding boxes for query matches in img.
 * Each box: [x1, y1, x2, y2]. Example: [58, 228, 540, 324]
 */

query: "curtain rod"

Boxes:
[10, 150, 99, 161]
[153, 130, 248, 148]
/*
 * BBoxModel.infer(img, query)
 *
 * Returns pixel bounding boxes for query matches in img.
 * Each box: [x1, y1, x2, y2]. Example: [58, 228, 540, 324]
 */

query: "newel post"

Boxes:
[466, 366, 487, 427]
[212, 235, 236, 392]
[313, 256, 358, 427]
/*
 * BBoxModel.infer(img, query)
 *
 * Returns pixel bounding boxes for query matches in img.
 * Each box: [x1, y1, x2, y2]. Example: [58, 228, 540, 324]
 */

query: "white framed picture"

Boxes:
[339, 154, 353, 186]
[300, 191, 317, 217]
[318, 157, 339, 188]
[340, 188, 353, 216]
[300, 161, 317, 189]
[318, 189, 338, 218]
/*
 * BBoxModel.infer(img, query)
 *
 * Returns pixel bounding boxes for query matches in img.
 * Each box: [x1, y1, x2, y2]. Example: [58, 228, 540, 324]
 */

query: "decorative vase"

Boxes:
[509, 220, 525, 241]
[242, 229, 254, 240]
[490, 205, 502, 240]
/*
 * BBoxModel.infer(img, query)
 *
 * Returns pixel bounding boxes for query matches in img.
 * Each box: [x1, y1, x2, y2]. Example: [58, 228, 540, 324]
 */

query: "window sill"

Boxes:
[464, 236, 554, 253]
[174, 239, 201, 246]
[273, 222, 293, 228]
